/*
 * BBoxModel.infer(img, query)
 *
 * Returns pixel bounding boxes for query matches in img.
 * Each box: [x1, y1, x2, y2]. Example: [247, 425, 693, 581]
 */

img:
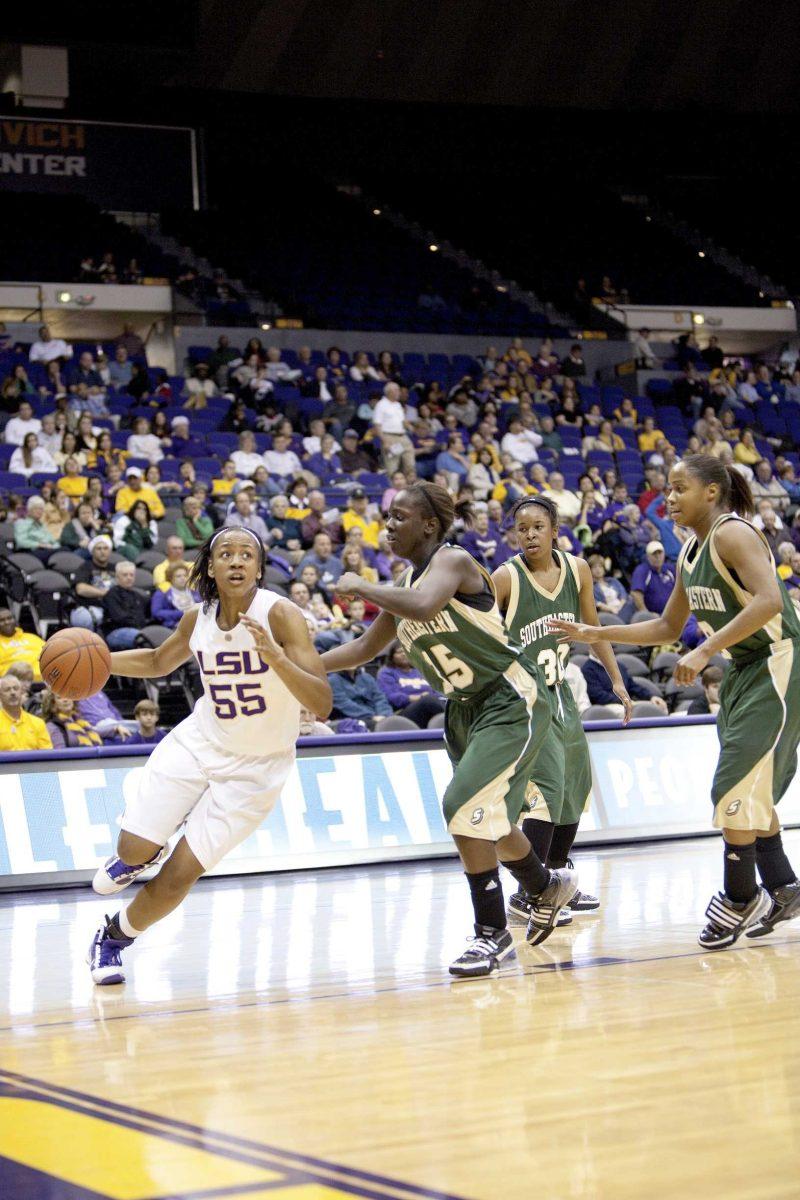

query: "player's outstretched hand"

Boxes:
[673, 645, 710, 686]
[241, 614, 283, 666]
[547, 618, 601, 644]
[336, 572, 365, 599]
[612, 684, 634, 725]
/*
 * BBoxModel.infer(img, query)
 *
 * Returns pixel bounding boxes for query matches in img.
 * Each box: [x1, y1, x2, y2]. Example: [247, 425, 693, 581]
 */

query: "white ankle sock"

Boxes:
[119, 909, 144, 939]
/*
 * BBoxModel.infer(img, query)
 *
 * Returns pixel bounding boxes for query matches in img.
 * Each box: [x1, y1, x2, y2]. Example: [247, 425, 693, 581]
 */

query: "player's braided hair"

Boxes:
[682, 454, 755, 519]
[189, 527, 266, 610]
[405, 481, 472, 539]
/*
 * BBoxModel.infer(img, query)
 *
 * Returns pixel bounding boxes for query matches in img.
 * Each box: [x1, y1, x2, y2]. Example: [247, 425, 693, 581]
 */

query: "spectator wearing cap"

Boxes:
[4, 398, 42, 446]
[114, 465, 165, 519]
[372, 382, 416, 477]
[339, 429, 375, 476]
[630, 542, 675, 614]
[0, 673, 52, 751]
[169, 414, 206, 458]
[71, 535, 115, 630]
[231, 431, 265, 478]
[13, 496, 59, 559]
[226, 489, 270, 543]
[0, 608, 46, 681]
[342, 488, 382, 549]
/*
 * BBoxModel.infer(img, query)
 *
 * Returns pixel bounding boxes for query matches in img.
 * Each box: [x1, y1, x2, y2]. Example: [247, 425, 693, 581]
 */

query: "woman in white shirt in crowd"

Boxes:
[126, 417, 165, 464]
[9, 432, 58, 478]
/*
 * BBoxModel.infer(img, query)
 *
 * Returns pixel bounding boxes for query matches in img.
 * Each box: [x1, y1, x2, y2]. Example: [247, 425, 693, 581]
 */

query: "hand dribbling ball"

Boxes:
[39, 628, 112, 700]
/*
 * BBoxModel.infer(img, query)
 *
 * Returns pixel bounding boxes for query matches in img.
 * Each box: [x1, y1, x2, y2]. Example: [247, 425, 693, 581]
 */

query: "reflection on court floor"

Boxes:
[1, 837, 799, 1200]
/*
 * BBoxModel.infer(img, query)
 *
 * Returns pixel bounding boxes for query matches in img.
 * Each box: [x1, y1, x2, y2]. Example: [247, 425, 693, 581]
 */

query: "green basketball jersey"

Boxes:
[394, 547, 522, 698]
[678, 513, 800, 663]
[502, 549, 582, 688]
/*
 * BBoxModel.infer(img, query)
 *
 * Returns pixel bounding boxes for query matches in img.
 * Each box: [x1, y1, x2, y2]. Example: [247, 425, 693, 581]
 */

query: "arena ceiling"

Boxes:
[6, 0, 800, 113]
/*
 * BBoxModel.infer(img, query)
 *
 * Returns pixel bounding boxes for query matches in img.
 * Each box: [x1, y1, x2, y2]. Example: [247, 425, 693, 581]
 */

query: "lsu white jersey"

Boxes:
[188, 588, 301, 755]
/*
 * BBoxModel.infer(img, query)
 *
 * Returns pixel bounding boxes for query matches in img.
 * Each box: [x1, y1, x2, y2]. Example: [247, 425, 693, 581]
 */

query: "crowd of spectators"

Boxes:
[1, 329, 800, 749]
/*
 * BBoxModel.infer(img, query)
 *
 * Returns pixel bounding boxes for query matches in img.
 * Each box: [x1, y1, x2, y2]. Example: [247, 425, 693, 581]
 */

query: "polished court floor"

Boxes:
[1, 834, 799, 1200]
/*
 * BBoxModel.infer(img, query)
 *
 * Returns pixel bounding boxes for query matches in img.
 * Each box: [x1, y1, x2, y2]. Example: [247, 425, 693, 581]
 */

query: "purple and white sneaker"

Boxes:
[92, 846, 168, 896]
[87, 919, 134, 986]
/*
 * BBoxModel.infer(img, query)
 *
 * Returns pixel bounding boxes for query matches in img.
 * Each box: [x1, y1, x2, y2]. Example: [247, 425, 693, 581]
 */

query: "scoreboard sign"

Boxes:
[0, 116, 199, 210]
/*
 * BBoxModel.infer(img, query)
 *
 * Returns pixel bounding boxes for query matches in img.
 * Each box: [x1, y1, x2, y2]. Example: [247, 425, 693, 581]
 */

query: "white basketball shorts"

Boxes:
[121, 715, 295, 870]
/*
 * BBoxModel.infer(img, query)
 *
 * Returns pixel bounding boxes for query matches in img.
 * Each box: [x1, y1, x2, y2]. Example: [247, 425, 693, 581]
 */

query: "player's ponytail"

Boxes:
[725, 465, 755, 519]
[406, 481, 468, 539]
[682, 454, 755, 519]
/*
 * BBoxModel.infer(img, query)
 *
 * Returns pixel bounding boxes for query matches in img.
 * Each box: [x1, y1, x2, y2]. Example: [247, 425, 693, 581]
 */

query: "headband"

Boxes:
[210, 527, 263, 552]
[513, 496, 555, 516]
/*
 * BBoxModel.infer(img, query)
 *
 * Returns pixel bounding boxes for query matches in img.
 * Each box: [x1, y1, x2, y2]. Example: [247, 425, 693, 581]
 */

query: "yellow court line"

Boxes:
[0, 1096, 281, 1199]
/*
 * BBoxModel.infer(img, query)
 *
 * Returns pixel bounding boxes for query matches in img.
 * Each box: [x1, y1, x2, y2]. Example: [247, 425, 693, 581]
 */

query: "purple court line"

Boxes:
[0, 1071, 470, 1200]
[1, 934, 798, 1039]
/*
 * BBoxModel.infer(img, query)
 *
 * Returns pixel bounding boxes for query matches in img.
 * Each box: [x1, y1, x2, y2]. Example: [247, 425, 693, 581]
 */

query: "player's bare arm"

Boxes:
[490, 562, 511, 612]
[576, 557, 634, 723]
[108, 609, 199, 678]
[242, 601, 333, 718]
[336, 547, 479, 622]
[550, 572, 689, 649]
[674, 522, 784, 684]
[320, 609, 397, 672]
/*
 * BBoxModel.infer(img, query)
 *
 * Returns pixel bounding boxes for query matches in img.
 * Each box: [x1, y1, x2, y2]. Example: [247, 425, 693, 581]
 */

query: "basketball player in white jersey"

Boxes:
[88, 527, 332, 984]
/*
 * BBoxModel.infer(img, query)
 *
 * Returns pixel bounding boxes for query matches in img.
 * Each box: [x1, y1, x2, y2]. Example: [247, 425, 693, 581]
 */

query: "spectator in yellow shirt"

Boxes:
[152, 536, 191, 591]
[57, 455, 89, 499]
[0, 608, 46, 681]
[734, 429, 763, 467]
[114, 466, 165, 519]
[212, 459, 239, 496]
[341, 487, 382, 548]
[0, 673, 52, 751]
[638, 416, 666, 453]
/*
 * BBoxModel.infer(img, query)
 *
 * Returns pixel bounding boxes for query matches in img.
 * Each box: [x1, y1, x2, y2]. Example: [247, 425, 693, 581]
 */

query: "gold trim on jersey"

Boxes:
[505, 559, 521, 627]
[677, 535, 698, 577]
[707, 514, 784, 645]
[517, 548, 567, 600]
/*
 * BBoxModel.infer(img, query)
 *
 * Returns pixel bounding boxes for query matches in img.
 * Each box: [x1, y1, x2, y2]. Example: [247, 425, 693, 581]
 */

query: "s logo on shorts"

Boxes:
[470, 807, 484, 826]
[725, 800, 742, 816]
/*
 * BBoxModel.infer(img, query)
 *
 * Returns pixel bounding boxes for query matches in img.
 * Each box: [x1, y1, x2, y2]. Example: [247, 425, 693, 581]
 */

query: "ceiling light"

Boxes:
[372, 208, 381, 216]
[429, 243, 439, 252]
[692, 313, 705, 325]
[260, 322, 272, 331]
[697, 251, 705, 259]
[57, 290, 72, 303]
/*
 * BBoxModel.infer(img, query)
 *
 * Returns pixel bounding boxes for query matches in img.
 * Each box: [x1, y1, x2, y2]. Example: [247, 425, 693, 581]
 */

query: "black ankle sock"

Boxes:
[501, 846, 550, 898]
[755, 832, 797, 891]
[547, 821, 580, 869]
[522, 818, 553, 864]
[465, 869, 506, 930]
[723, 840, 758, 904]
[104, 913, 126, 941]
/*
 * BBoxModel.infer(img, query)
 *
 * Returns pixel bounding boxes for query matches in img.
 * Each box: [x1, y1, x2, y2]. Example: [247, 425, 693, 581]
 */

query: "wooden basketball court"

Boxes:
[1, 834, 798, 1199]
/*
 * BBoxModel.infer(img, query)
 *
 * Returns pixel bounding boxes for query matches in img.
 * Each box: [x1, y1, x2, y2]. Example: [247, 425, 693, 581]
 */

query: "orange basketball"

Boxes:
[39, 628, 112, 700]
